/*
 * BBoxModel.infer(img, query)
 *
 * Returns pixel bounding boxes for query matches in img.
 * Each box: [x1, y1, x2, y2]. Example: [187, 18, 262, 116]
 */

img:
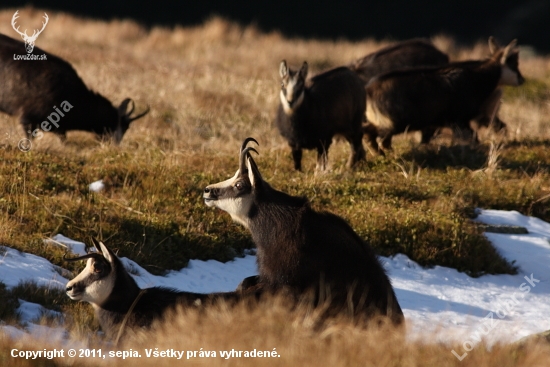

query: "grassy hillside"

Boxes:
[0, 7, 550, 366]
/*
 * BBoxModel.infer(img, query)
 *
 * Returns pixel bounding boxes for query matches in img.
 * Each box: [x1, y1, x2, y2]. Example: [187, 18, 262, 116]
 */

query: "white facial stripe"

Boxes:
[204, 170, 240, 209]
[207, 170, 239, 190]
[280, 73, 305, 115]
[204, 169, 255, 229]
[66, 258, 115, 307]
[84, 273, 115, 307]
[280, 89, 304, 115]
[212, 196, 253, 229]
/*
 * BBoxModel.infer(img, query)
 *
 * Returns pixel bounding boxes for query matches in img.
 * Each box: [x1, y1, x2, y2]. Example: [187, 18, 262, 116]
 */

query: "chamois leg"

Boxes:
[347, 134, 366, 168]
[420, 126, 437, 144]
[380, 134, 393, 151]
[473, 89, 507, 139]
[291, 146, 303, 171]
[450, 123, 478, 145]
[362, 123, 385, 157]
[315, 140, 331, 171]
[20, 116, 37, 139]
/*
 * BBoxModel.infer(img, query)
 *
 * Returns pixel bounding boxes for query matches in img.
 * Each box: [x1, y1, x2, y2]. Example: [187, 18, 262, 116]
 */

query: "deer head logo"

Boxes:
[11, 10, 49, 54]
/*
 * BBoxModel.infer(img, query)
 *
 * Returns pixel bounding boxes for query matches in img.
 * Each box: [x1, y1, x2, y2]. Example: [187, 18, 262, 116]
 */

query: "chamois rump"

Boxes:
[348, 38, 449, 84]
[65, 240, 256, 340]
[0, 33, 149, 143]
[364, 37, 523, 155]
[275, 60, 367, 171]
[203, 138, 404, 325]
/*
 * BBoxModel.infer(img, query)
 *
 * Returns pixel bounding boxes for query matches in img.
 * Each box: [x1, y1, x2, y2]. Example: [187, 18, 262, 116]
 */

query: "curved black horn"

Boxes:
[126, 100, 136, 116]
[128, 105, 150, 122]
[118, 98, 132, 117]
[239, 147, 259, 173]
[63, 252, 102, 262]
[240, 137, 259, 154]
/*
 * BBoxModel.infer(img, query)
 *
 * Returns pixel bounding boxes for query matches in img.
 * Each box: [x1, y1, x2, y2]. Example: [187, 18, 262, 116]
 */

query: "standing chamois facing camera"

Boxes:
[203, 138, 404, 325]
[275, 60, 367, 171]
[64, 239, 258, 341]
[0, 33, 149, 143]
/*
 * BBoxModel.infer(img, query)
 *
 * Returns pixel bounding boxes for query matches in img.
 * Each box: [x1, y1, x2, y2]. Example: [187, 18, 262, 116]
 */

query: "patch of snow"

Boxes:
[89, 180, 105, 193]
[0, 247, 69, 289]
[44, 234, 88, 256]
[17, 300, 62, 324]
[0, 209, 549, 348]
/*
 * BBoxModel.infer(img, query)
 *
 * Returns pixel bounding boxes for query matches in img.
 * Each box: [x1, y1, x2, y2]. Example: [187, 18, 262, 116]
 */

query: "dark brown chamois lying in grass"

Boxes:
[65, 240, 258, 341]
[203, 138, 404, 325]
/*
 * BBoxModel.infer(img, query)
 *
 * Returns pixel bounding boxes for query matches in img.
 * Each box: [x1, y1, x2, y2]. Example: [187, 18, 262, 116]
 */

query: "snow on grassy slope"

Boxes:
[0, 209, 549, 345]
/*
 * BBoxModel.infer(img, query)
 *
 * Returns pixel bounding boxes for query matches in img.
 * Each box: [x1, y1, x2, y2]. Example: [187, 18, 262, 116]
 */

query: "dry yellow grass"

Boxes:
[1, 7, 550, 366]
[2, 295, 550, 367]
[1, 6, 547, 158]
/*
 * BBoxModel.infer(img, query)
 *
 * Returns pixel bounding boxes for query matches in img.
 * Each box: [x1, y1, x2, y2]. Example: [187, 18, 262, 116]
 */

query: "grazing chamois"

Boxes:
[275, 60, 367, 171]
[0, 33, 149, 143]
[364, 37, 523, 155]
[203, 138, 404, 325]
[348, 38, 449, 84]
[65, 240, 256, 341]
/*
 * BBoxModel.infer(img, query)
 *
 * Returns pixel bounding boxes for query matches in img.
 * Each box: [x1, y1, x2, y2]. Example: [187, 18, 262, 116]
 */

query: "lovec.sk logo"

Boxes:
[11, 10, 49, 59]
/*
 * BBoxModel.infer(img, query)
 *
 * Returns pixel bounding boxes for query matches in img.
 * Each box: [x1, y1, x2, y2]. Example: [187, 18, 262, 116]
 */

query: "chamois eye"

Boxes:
[92, 263, 103, 273]
[235, 182, 244, 191]
[280, 82, 285, 89]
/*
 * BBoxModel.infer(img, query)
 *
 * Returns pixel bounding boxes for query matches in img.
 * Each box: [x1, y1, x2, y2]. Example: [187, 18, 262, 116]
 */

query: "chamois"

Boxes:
[364, 37, 523, 155]
[0, 33, 149, 143]
[275, 60, 367, 171]
[65, 240, 256, 341]
[203, 138, 404, 325]
[348, 38, 449, 84]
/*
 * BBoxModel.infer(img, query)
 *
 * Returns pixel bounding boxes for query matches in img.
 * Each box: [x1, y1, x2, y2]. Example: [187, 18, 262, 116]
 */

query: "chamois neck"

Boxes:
[99, 265, 141, 313]
[248, 188, 308, 245]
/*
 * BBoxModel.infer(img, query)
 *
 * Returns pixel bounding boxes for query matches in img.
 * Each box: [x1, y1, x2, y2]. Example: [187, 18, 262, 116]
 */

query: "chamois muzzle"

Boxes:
[203, 187, 218, 202]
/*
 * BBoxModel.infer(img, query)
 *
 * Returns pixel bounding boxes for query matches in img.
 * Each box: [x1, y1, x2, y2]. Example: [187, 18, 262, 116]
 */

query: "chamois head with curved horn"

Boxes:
[65, 239, 117, 307]
[114, 99, 150, 144]
[488, 37, 524, 87]
[203, 137, 261, 229]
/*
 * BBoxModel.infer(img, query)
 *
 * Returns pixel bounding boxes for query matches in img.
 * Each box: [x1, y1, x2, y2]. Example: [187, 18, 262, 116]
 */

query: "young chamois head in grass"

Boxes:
[65, 239, 256, 340]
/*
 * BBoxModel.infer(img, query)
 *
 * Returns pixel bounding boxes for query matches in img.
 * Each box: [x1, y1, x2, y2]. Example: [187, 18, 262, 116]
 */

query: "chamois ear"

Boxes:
[246, 155, 262, 188]
[97, 241, 115, 265]
[500, 39, 518, 65]
[300, 61, 309, 79]
[279, 60, 288, 78]
[488, 36, 499, 55]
